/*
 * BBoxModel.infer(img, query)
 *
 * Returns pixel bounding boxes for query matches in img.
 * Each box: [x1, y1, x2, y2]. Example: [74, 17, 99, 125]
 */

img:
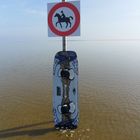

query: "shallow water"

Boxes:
[0, 40, 140, 140]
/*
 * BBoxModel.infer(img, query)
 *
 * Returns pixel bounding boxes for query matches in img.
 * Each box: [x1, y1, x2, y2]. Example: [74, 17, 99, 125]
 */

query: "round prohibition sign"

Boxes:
[48, 2, 80, 36]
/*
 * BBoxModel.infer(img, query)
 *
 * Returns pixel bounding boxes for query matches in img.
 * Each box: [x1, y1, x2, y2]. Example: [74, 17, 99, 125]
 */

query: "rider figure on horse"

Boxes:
[61, 10, 66, 20]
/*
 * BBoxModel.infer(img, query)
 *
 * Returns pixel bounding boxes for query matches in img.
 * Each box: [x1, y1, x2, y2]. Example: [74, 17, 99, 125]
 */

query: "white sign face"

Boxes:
[47, 1, 80, 37]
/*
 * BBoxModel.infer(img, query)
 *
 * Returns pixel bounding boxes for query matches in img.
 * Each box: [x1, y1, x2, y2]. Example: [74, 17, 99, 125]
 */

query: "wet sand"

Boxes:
[0, 41, 140, 140]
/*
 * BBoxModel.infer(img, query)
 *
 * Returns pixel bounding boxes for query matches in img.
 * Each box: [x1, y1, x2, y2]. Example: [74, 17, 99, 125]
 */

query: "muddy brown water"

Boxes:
[0, 41, 140, 140]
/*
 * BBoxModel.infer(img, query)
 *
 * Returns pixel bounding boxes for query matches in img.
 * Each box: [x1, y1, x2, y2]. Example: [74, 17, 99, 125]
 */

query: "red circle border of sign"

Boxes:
[48, 2, 80, 36]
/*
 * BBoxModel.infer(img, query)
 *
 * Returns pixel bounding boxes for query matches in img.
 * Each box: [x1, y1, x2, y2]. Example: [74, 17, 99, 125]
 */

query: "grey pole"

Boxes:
[62, 0, 66, 51]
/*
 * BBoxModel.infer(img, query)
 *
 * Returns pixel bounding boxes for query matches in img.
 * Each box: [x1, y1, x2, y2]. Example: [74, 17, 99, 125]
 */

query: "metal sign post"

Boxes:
[48, 0, 80, 129]
[62, 0, 66, 51]
[62, 35, 66, 51]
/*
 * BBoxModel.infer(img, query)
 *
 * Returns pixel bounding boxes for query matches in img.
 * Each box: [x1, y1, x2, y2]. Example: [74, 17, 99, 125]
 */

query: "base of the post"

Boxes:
[55, 122, 77, 130]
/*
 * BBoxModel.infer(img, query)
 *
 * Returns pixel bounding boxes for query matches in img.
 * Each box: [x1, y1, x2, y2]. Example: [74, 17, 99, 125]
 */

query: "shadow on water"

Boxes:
[0, 121, 56, 138]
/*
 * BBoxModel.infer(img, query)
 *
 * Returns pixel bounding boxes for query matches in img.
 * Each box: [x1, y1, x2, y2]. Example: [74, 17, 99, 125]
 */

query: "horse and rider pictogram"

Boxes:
[54, 10, 73, 29]
[48, 1, 80, 37]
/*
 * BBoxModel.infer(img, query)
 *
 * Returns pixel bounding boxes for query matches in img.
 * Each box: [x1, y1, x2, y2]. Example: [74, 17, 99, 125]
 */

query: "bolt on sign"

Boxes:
[47, 1, 80, 37]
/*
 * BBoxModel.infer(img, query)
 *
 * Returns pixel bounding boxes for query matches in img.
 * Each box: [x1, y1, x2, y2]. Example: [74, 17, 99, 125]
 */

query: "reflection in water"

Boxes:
[0, 121, 55, 138]
[0, 121, 53, 133]
[0, 41, 140, 139]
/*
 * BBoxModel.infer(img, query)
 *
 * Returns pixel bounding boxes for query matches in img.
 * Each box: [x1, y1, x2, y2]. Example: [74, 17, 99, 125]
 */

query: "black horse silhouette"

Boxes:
[54, 13, 73, 29]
